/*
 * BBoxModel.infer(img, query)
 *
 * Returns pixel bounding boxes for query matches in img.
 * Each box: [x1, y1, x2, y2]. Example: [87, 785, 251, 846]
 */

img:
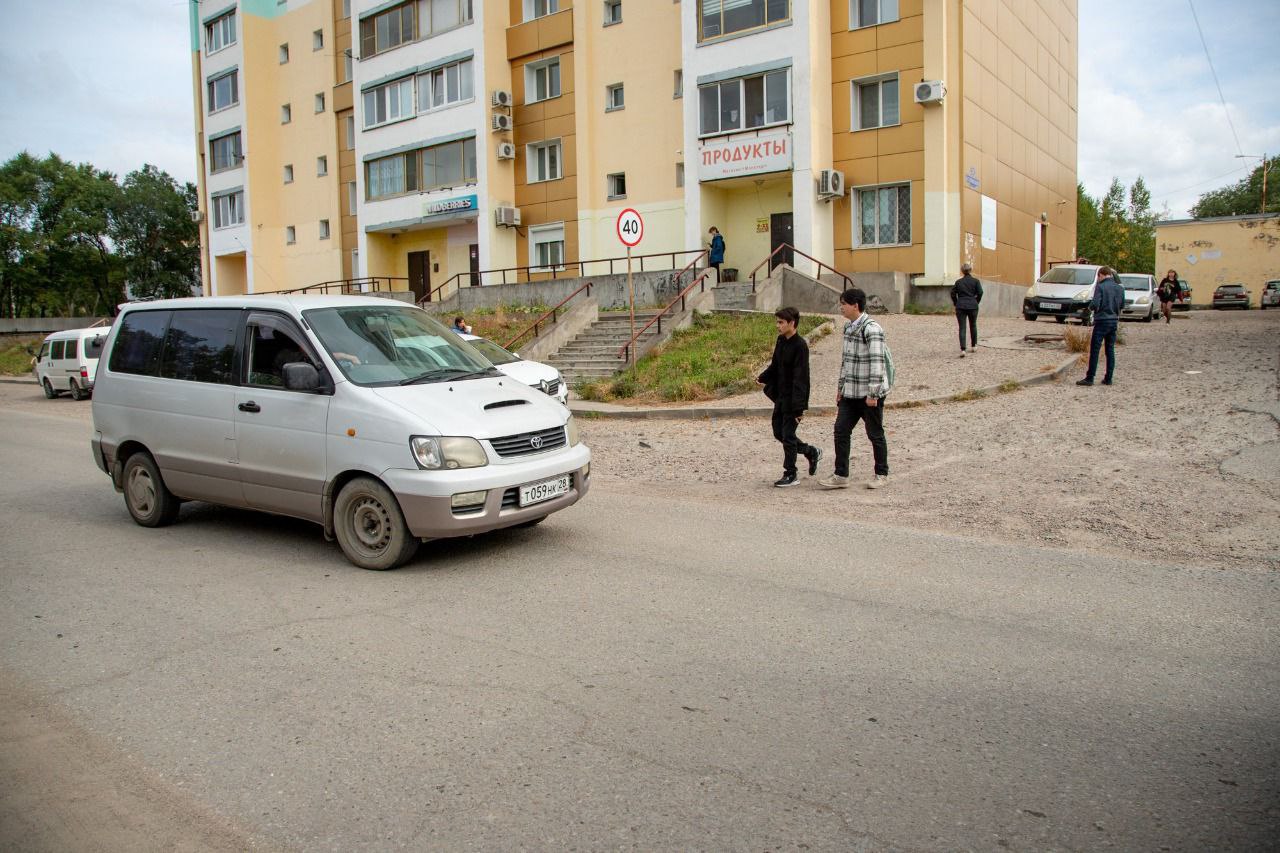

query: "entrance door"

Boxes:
[468, 243, 480, 286]
[770, 213, 794, 270]
[408, 250, 431, 302]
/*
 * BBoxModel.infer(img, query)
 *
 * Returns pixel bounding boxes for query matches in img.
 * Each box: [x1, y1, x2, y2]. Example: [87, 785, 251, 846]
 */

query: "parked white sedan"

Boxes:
[460, 333, 569, 405]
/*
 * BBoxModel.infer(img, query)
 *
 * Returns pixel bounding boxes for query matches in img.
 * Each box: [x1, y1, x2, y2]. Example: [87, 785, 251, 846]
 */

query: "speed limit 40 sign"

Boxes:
[616, 208, 644, 248]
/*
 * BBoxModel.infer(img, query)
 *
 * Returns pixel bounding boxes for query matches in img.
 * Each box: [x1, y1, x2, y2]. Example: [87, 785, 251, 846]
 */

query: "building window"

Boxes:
[526, 140, 562, 183]
[345, 115, 356, 149]
[315, 92, 326, 113]
[525, 58, 561, 104]
[359, 1, 415, 58]
[699, 0, 790, 41]
[676, 162, 684, 188]
[212, 191, 244, 229]
[281, 103, 292, 124]
[207, 70, 238, 113]
[607, 173, 626, 200]
[674, 69, 683, 99]
[342, 49, 353, 82]
[605, 83, 624, 112]
[319, 219, 331, 240]
[205, 10, 236, 54]
[284, 164, 294, 183]
[529, 223, 565, 270]
[416, 58, 475, 112]
[286, 225, 297, 245]
[279, 43, 290, 63]
[313, 28, 324, 50]
[362, 77, 414, 128]
[421, 0, 473, 36]
[698, 68, 789, 136]
[853, 73, 899, 130]
[209, 132, 242, 173]
[851, 0, 898, 28]
[524, 0, 560, 22]
[317, 156, 328, 176]
[343, 0, 351, 17]
[603, 0, 622, 25]
[855, 183, 911, 246]
[346, 181, 357, 214]
[365, 137, 478, 200]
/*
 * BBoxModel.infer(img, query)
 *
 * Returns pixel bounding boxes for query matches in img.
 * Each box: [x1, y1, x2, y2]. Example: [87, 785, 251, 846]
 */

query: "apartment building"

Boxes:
[190, 0, 1077, 298]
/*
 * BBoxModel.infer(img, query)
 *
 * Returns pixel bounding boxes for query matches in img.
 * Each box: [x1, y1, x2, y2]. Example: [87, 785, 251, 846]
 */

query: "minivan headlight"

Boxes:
[410, 436, 488, 470]
[1072, 290, 1092, 302]
[565, 415, 580, 447]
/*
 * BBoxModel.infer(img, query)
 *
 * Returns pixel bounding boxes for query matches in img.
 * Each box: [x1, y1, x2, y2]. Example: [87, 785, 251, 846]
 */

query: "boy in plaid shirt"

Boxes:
[818, 288, 890, 490]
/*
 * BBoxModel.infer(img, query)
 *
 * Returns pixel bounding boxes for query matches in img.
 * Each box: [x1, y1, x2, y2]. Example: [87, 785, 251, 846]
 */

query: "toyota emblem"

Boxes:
[529, 435, 544, 449]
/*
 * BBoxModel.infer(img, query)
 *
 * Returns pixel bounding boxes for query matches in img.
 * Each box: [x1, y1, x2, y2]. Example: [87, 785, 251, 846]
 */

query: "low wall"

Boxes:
[908, 279, 1028, 317]
[849, 272, 908, 313]
[781, 268, 844, 314]
[517, 298, 598, 362]
[426, 268, 702, 315]
[0, 317, 112, 335]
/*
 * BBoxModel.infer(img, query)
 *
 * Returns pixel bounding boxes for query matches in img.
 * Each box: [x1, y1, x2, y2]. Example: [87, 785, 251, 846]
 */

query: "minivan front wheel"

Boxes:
[123, 453, 180, 527]
[42, 378, 58, 399]
[333, 477, 419, 570]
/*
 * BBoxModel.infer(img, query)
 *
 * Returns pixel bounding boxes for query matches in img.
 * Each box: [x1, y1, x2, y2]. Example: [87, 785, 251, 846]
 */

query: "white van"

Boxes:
[34, 326, 111, 400]
[90, 295, 591, 570]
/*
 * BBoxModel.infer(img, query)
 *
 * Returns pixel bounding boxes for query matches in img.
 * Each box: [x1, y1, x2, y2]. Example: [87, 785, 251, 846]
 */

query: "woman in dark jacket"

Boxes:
[708, 227, 726, 283]
[951, 263, 984, 357]
[1157, 269, 1179, 324]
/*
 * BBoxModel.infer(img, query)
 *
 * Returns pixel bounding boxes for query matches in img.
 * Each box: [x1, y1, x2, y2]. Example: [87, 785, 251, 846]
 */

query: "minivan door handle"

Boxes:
[238, 401, 261, 413]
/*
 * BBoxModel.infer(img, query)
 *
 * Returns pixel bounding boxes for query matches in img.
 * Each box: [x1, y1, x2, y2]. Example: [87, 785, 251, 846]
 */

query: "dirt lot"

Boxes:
[6, 309, 1277, 572]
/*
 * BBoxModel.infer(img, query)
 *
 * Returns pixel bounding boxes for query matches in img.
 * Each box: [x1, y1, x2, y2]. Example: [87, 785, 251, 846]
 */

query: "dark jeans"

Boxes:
[833, 396, 888, 477]
[772, 407, 815, 476]
[956, 308, 978, 349]
[1085, 319, 1117, 382]
[711, 262, 721, 283]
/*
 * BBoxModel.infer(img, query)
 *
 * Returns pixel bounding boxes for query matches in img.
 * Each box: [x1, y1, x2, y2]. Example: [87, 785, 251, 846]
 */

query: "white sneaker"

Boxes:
[817, 474, 850, 489]
[866, 474, 889, 490]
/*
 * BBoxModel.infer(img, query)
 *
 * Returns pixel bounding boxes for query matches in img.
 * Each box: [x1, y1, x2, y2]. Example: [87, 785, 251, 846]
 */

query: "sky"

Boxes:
[0, 1, 1277, 219]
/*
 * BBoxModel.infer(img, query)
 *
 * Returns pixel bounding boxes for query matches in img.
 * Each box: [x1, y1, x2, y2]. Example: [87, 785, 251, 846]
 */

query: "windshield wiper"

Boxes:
[399, 366, 498, 385]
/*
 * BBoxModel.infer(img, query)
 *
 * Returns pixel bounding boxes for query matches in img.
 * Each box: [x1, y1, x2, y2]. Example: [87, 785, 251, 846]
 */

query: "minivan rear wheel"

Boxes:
[42, 378, 58, 399]
[123, 452, 181, 527]
[69, 378, 86, 400]
[333, 477, 419, 570]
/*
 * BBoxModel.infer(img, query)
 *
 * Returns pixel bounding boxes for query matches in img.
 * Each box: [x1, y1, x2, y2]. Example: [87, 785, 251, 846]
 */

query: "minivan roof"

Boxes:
[115, 294, 420, 315]
[43, 326, 111, 341]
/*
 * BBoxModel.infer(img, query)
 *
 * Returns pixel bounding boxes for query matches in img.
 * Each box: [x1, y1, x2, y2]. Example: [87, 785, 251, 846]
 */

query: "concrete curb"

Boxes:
[0, 375, 36, 385]
[568, 353, 1081, 420]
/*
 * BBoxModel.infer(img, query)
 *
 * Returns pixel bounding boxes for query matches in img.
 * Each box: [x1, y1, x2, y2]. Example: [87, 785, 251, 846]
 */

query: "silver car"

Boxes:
[1118, 274, 1158, 322]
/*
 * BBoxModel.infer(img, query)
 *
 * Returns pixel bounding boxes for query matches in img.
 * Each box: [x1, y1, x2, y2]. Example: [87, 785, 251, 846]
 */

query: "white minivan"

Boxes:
[91, 295, 591, 570]
[35, 326, 110, 400]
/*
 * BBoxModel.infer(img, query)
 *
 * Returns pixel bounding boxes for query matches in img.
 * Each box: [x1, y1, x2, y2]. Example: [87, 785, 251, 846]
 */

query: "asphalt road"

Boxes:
[1, 407, 1277, 851]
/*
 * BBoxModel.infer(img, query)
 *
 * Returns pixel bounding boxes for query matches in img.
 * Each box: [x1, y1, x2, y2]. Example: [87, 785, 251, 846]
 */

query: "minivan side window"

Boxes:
[245, 314, 315, 388]
[66, 340, 78, 360]
[85, 336, 105, 358]
[52, 341, 65, 360]
[109, 311, 171, 376]
[160, 310, 239, 384]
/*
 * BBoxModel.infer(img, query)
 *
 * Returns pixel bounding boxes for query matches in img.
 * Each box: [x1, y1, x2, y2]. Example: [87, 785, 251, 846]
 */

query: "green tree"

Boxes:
[1076, 176, 1158, 273]
[1191, 156, 1279, 218]
[112, 165, 200, 302]
[0, 152, 45, 317]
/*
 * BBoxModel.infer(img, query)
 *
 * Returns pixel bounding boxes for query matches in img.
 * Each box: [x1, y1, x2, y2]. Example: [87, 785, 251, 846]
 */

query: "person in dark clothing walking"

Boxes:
[758, 307, 820, 487]
[951, 263, 984, 357]
[1157, 269, 1179, 324]
[708, 227, 726, 283]
[1078, 266, 1126, 386]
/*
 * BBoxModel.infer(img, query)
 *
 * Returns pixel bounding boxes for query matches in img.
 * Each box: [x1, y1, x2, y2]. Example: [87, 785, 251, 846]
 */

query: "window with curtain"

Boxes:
[363, 77, 414, 128]
[856, 184, 911, 246]
[209, 132, 242, 173]
[853, 74, 899, 130]
[699, 0, 789, 41]
[207, 71, 238, 113]
[365, 138, 477, 200]
[360, 2, 415, 58]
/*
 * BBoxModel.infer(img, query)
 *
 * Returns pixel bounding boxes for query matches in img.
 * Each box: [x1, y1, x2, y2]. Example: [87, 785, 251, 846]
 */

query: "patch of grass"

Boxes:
[895, 399, 927, 409]
[997, 378, 1021, 393]
[950, 387, 988, 402]
[904, 303, 952, 315]
[0, 336, 41, 376]
[580, 313, 824, 403]
[464, 304, 552, 348]
[1063, 326, 1090, 353]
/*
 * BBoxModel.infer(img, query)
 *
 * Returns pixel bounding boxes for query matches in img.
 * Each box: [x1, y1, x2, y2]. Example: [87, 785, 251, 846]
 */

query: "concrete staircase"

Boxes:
[546, 311, 664, 386]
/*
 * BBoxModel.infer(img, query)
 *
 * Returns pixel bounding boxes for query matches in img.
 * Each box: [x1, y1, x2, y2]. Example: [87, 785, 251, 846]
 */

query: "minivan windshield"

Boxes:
[1039, 267, 1098, 286]
[1119, 275, 1151, 291]
[304, 305, 498, 387]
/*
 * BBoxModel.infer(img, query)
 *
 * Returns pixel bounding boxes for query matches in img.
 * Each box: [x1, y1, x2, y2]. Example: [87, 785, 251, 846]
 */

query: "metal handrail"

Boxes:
[419, 248, 708, 306]
[616, 268, 715, 364]
[269, 276, 409, 296]
[502, 281, 593, 352]
[747, 244, 852, 293]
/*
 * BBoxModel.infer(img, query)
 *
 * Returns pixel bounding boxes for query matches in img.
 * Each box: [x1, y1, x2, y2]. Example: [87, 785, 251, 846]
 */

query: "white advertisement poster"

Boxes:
[697, 130, 793, 182]
[981, 195, 997, 250]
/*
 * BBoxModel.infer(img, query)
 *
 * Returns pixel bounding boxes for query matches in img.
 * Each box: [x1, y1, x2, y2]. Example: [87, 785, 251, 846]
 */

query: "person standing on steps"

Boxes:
[1077, 266, 1126, 387]
[819, 288, 891, 491]
[758, 307, 820, 488]
[951, 263, 984, 357]
[1157, 269, 1179, 324]
[708, 226, 726, 283]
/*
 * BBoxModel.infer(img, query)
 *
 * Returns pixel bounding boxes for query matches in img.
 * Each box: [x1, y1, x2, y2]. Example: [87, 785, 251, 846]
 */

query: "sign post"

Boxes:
[615, 208, 644, 367]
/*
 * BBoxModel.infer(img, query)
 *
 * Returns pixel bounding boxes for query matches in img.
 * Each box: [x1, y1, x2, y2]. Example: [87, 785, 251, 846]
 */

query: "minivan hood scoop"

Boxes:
[370, 377, 564, 439]
[484, 399, 530, 410]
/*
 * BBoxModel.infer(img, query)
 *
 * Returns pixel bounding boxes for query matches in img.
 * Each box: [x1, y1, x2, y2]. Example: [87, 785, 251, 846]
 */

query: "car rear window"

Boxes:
[85, 335, 106, 358]
[1219, 285, 1245, 293]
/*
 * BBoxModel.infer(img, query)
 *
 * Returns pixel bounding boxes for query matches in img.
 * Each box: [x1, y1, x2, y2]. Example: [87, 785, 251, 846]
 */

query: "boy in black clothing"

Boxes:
[758, 307, 821, 487]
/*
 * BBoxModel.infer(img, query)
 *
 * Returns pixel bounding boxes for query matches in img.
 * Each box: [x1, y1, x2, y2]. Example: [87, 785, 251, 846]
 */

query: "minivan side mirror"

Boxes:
[283, 362, 333, 394]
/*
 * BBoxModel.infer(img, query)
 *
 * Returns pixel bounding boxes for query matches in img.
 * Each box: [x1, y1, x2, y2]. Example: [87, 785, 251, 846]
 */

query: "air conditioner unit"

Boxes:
[496, 142, 517, 160]
[491, 90, 513, 108]
[914, 80, 945, 104]
[817, 169, 845, 199]
[190, 210, 205, 223]
[494, 206, 521, 227]
[491, 113, 513, 132]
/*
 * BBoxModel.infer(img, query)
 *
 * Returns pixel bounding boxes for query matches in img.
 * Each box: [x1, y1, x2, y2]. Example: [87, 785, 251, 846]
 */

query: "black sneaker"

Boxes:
[774, 473, 799, 488]
[1076, 379, 1093, 386]
[806, 447, 823, 476]
[1101, 379, 1113, 385]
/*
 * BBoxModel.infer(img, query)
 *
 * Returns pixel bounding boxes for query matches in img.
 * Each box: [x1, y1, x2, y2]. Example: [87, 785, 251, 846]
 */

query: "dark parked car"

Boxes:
[1212, 283, 1250, 310]
[1174, 279, 1192, 310]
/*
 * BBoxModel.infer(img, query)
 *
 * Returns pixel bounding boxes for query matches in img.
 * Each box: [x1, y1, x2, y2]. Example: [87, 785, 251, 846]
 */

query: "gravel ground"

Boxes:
[7, 309, 1277, 572]
[581, 310, 1280, 573]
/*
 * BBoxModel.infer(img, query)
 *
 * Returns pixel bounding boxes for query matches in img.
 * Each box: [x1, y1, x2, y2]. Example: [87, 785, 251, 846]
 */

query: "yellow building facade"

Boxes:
[1155, 213, 1280, 305]
[191, 0, 1077, 298]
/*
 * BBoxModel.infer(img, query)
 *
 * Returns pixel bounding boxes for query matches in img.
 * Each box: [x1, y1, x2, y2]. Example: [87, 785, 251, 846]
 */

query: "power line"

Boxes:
[1187, 0, 1242, 157]
[1153, 165, 1248, 203]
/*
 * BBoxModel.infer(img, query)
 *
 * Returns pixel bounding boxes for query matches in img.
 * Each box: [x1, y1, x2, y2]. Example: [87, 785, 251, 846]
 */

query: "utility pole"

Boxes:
[1235, 153, 1270, 214]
